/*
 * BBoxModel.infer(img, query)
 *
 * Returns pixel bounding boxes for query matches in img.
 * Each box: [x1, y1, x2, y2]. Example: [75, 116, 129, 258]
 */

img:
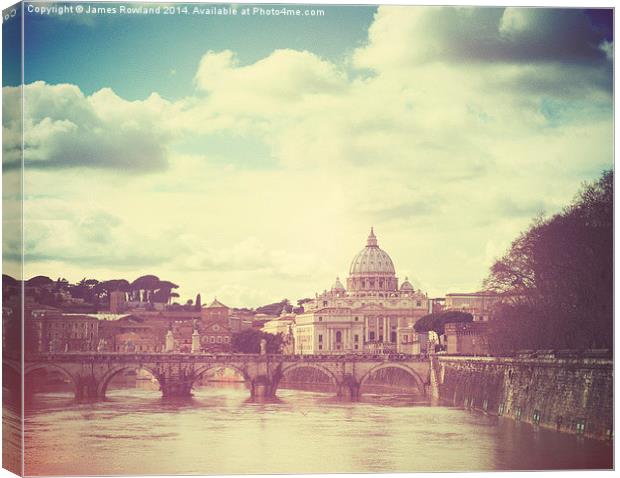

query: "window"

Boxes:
[318, 344, 323, 350]
[210, 336, 215, 343]
[323, 301, 328, 306]
[416, 301, 422, 307]
[354, 317, 359, 321]
[318, 317, 323, 322]
[403, 334, 408, 343]
[354, 334, 359, 342]
[336, 331, 342, 343]
[369, 331, 375, 341]
[318, 334, 323, 342]
[390, 331, 397, 342]
[217, 336, 222, 343]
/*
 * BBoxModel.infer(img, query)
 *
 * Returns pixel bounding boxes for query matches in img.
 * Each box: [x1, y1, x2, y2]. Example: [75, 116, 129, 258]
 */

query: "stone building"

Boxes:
[98, 314, 167, 352]
[444, 292, 500, 322]
[262, 310, 296, 354]
[33, 313, 99, 352]
[199, 298, 233, 352]
[113, 331, 160, 353]
[444, 321, 490, 355]
[261, 310, 295, 336]
[294, 228, 429, 354]
[202, 298, 229, 321]
[109, 290, 127, 314]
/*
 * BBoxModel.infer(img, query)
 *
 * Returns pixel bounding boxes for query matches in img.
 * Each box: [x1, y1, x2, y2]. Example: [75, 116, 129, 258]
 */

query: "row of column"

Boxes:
[363, 316, 396, 342]
[322, 328, 351, 351]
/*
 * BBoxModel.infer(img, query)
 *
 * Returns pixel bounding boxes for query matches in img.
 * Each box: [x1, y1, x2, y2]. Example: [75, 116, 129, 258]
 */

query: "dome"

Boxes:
[400, 277, 414, 291]
[331, 276, 346, 292]
[349, 227, 396, 276]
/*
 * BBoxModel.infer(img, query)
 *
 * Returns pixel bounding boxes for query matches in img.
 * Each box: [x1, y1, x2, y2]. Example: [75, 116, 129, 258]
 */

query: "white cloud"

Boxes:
[3, 81, 177, 172]
[8, 7, 613, 306]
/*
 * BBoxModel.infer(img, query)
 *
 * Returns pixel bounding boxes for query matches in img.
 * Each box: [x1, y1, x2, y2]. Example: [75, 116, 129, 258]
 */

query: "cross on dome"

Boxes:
[367, 226, 378, 247]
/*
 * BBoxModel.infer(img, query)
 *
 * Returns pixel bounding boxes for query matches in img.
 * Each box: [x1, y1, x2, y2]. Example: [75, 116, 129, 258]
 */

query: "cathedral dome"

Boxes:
[349, 228, 396, 276]
[400, 277, 414, 291]
[331, 277, 346, 292]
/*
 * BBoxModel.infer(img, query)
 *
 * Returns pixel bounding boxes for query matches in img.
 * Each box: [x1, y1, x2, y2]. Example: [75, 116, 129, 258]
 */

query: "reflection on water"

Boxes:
[22, 383, 612, 475]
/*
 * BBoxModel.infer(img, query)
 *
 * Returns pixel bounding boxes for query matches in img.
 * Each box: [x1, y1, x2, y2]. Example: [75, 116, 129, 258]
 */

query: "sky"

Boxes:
[2, 3, 614, 307]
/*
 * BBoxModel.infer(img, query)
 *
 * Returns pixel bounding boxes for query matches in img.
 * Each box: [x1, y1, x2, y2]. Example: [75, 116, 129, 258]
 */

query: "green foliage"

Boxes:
[96, 279, 130, 293]
[25, 275, 54, 287]
[22, 274, 180, 310]
[414, 311, 473, 336]
[231, 329, 284, 354]
[485, 170, 613, 351]
[256, 299, 290, 315]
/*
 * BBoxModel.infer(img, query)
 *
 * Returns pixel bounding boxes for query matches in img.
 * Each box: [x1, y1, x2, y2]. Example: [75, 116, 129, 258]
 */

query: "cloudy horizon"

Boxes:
[2, 4, 613, 308]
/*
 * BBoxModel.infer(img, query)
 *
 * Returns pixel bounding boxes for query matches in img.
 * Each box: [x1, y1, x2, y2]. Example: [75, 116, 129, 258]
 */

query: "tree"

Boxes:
[414, 311, 473, 336]
[26, 276, 53, 288]
[231, 329, 284, 354]
[256, 299, 290, 315]
[484, 170, 612, 351]
[129, 275, 179, 304]
[67, 278, 100, 305]
[152, 280, 179, 304]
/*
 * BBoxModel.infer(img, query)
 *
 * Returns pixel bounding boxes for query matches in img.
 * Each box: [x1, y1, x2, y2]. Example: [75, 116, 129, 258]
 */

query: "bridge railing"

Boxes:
[25, 352, 430, 362]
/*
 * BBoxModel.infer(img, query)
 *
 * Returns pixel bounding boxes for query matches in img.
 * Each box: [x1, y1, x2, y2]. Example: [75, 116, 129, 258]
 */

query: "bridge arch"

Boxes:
[273, 363, 340, 395]
[97, 364, 162, 398]
[24, 363, 78, 388]
[191, 364, 250, 389]
[23, 362, 79, 400]
[3, 362, 22, 402]
[4, 360, 20, 375]
[358, 363, 425, 395]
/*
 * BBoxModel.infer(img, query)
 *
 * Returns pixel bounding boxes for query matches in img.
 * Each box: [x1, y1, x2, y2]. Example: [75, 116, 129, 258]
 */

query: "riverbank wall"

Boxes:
[431, 350, 613, 440]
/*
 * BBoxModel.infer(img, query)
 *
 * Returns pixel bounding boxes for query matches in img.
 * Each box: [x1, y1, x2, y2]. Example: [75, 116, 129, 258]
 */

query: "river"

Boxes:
[8, 383, 613, 475]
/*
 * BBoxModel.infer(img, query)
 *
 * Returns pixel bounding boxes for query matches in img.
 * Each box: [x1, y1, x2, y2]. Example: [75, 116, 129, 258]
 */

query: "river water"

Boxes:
[13, 383, 613, 475]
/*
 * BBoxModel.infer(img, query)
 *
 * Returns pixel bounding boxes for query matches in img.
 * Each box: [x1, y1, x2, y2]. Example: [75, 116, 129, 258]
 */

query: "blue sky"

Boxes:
[20, 4, 376, 99]
[2, 4, 614, 307]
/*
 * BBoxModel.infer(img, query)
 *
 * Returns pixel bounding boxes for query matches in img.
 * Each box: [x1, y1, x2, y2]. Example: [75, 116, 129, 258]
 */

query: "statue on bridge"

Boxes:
[96, 339, 106, 352]
[191, 328, 201, 354]
[260, 338, 267, 355]
[165, 328, 175, 353]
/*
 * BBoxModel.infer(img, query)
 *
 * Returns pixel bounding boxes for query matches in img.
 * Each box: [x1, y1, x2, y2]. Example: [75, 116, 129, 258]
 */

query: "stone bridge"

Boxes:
[13, 353, 431, 401]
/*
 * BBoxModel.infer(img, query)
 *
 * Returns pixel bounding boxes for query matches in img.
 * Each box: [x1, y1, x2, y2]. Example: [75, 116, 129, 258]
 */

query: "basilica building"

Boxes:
[294, 228, 429, 355]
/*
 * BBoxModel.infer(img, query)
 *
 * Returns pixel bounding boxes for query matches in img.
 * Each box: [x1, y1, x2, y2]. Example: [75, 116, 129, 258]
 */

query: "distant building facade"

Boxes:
[444, 292, 501, 322]
[294, 228, 429, 354]
[199, 298, 233, 352]
[109, 290, 127, 314]
[444, 321, 490, 355]
[32, 312, 99, 352]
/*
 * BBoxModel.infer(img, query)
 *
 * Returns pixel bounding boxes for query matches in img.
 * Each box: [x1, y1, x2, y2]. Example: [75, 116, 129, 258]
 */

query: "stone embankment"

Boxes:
[431, 350, 613, 440]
